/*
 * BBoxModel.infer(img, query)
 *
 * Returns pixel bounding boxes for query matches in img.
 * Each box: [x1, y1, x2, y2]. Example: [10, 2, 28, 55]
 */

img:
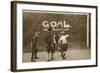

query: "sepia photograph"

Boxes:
[23, 10, 91, 62]
[11, 1, 97, 72]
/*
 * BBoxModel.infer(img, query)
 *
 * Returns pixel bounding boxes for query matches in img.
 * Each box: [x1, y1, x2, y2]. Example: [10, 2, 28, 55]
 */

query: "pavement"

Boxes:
[23, 48, 91, 62]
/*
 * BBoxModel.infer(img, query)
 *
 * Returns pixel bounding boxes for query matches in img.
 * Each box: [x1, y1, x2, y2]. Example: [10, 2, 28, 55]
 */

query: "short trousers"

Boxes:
[46, 45, 55, 53]
[61, 44, 68, 51]
[32, 45, 38, 53]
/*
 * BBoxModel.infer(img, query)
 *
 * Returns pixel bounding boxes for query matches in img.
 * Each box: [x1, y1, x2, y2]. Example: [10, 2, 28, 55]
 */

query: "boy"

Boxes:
[31, 32, 40, 62]
[58, 31, 69, 59]
[45, 27, 55, 61]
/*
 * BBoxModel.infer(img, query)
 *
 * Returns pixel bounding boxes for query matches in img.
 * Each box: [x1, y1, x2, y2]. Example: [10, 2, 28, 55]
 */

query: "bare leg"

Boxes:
[31, 51, 36, 61]
[35, 50, 39, 59]
[63, 51, 66, 59]
[31, 52, 33, 60]
[61, 50, 63, 57]
[51, 52, 54, 60]
[47, 53, 50, 61]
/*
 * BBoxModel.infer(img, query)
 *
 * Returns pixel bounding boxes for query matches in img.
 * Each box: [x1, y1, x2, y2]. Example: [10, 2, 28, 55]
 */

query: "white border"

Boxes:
[16, 3, 96, 69]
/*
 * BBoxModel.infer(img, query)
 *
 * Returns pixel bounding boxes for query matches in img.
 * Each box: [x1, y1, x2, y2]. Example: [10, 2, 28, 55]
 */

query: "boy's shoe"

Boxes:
[62, 56, 66, 59]
[62, 53, 66, 59]
[51, 57, 55, 60]
[31, 59, 36, 62]
[47, 59, 51, 61]
[35, 56, 39, 59]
